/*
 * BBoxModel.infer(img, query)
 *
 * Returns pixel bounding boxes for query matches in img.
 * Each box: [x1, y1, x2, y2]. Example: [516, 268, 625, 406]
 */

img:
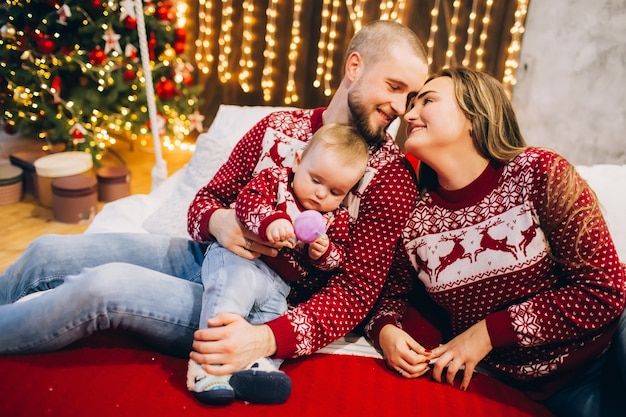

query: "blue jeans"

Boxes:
[542, 309, 626, 417]
[0, 233, 206, 356]
[199, 243, 290, 330]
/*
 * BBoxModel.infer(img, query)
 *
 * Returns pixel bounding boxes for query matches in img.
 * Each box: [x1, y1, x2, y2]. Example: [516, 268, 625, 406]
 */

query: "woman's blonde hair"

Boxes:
[419, 67, 601, 267]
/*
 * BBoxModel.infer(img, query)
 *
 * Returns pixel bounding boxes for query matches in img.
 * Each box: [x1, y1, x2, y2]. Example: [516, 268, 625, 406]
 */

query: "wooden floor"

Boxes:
[0, 133, 192, 273]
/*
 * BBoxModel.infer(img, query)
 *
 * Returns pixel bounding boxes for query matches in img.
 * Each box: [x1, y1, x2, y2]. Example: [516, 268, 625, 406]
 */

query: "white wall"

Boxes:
[512, 0, 626, 165]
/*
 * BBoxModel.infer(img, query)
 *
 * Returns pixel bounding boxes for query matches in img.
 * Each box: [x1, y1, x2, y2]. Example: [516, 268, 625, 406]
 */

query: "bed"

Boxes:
[2, 105, 625, 417]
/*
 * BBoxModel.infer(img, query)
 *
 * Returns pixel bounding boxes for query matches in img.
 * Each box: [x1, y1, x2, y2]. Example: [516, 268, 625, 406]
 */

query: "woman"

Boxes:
[365, 67, 626, 417]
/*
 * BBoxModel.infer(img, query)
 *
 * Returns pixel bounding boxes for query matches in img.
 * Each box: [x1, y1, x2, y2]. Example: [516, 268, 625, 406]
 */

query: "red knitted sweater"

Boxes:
[187, 108, 418, 358]
[367, 148, 626, 399]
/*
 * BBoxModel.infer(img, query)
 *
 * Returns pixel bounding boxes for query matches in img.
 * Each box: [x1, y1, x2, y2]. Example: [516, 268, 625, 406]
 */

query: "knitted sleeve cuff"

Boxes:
[266, 315, 298, 359]
[485, 309, 518, 348]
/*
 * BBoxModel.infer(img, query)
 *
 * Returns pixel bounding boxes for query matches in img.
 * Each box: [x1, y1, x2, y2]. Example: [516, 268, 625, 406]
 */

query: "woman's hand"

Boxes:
[379, 324, 432, 378]
[429, 319, 492, 391]
[190, 313, 277, 375]
[208, 209, 280, 259]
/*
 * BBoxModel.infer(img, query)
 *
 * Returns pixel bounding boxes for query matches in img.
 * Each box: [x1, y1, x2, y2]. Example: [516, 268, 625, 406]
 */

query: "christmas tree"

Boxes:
[0, 0, 203, 161]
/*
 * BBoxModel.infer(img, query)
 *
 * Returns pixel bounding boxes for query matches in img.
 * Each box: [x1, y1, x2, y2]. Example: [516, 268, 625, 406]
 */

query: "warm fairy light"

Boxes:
[462, 1, 479, 66]
[183, 0, 524, 103]
[379, 0, 406, 22]
[284, 0, 302, 105]
[261, 0, 278, 101]
[312, 0, 340, 96]
[426, 0, 440, 66]
[502, 0, 528, 96]
[238, 0, 254, 93]
[475, 0, 493, 71]
[346, 0, 366, 32]
[217, 0, 233, 83]
[194, 0, 213, 75]
[443, 0, 461, 68]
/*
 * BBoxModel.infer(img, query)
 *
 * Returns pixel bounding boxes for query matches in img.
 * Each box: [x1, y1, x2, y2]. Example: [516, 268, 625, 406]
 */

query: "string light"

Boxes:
[183, 0, 526, 101]
[284, 0, 302, 105]
[462, 0, 479, 66]
[346, 0, 366, 32]
[475, 0, 493, 71]
[444, 0, 461, 68]
[426, 0, 440, 66]
[194, 0, 213, 75]
[502, 0, 528, 96]
[379, 0, 406, 22]
[261, 0, 278, 101]
[217, 0, 233, 82]
[314, 0, 340, 97]
[238, 0, 254, 93]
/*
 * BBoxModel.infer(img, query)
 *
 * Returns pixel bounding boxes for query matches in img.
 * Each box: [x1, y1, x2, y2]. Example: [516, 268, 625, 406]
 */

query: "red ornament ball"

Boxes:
[123, 69, 136, 82]
[174, 27, 187, 42]
[173, 41, 185, 54]
[89, 48, 106, 65]
[37, 38, 55, 54]
[124, 16, 137, 30]
[155, 6, 172, 21]
[156, 79, 176, 100]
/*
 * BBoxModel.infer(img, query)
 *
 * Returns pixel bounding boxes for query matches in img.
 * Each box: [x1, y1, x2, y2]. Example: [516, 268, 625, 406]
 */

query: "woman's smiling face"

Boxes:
[402, 76, 473, 163]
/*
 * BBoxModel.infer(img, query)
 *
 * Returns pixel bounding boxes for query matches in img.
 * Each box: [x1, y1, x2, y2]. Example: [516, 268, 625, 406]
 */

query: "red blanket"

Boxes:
[0, 331, 554, 417]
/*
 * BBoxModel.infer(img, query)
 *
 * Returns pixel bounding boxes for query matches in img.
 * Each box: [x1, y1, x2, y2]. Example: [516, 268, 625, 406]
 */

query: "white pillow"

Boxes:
[576, 164, 626, 261]
[142, 105, 295, 238]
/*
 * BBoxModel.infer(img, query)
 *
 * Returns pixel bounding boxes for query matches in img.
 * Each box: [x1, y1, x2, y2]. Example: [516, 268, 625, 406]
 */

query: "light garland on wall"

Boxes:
[475, 0, 493, 71]
[379, 0, 406, 21]
[346, 0, 366, 32]
[284, 0, 303, 104]
[194, 0, 213, 75]
[502, 0, 527, 96]
[217, 0, 233, 83]
[313, 0, 340, 97]
[444, 0, 461, 68]
[190, 0, 527, 102]
[426, 0, 441, 66]
[261, 0, 278, 101]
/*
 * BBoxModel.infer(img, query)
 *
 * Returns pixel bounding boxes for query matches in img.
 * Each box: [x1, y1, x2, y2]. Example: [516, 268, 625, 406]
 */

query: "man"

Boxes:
[0, 20, 428, 404]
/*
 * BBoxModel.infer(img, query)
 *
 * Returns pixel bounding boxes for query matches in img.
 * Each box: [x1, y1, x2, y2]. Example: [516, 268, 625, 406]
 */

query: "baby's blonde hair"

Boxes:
[303, 123, 369, 175]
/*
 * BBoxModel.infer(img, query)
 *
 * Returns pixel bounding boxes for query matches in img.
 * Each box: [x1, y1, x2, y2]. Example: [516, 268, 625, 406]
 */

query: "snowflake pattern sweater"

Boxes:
[366, 148, 626, 399]
[235, 165, 351, 274]
[187, 108, 418, 359]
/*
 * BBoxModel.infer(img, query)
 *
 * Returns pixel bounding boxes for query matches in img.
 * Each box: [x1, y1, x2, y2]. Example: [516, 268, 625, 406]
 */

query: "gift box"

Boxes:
[0, 163, 23, 206]
[9, 150, 49, 197]
[34, 152, 94, 208]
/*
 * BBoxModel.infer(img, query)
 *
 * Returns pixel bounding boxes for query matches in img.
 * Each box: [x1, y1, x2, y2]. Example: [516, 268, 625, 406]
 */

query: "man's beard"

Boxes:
[347, 91, 389, 147]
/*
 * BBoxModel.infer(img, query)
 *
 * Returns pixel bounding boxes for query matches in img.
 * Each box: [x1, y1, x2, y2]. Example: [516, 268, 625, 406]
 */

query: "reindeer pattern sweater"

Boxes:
[367, 148, 625, 399]
[187, 108, 418, 359]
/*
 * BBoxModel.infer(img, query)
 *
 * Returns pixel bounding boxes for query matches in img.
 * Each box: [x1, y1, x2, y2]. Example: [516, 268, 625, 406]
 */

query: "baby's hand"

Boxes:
[308, 234, 329, 260]
[266, 219, 296, 245]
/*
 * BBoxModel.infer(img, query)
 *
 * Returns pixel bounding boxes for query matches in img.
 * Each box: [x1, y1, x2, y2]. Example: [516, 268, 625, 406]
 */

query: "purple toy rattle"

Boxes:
[293, 210, 328, 243]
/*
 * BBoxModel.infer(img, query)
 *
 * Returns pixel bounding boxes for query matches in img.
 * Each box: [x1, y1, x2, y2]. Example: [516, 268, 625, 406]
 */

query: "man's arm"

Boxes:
[267, 156, 418, 358]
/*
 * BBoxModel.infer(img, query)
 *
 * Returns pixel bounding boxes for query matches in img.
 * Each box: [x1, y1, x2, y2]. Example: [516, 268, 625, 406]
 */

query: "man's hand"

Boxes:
[208, 208, 280, 259]
[190, 313, 278, 375]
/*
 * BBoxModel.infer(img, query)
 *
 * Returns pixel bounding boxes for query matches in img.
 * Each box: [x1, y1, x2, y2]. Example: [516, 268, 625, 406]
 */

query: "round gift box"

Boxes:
[96, 166, 131, 202]
[51, 175, 98, 224]
[0, 164, 24, 206]
[34, 152, 94, 208]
